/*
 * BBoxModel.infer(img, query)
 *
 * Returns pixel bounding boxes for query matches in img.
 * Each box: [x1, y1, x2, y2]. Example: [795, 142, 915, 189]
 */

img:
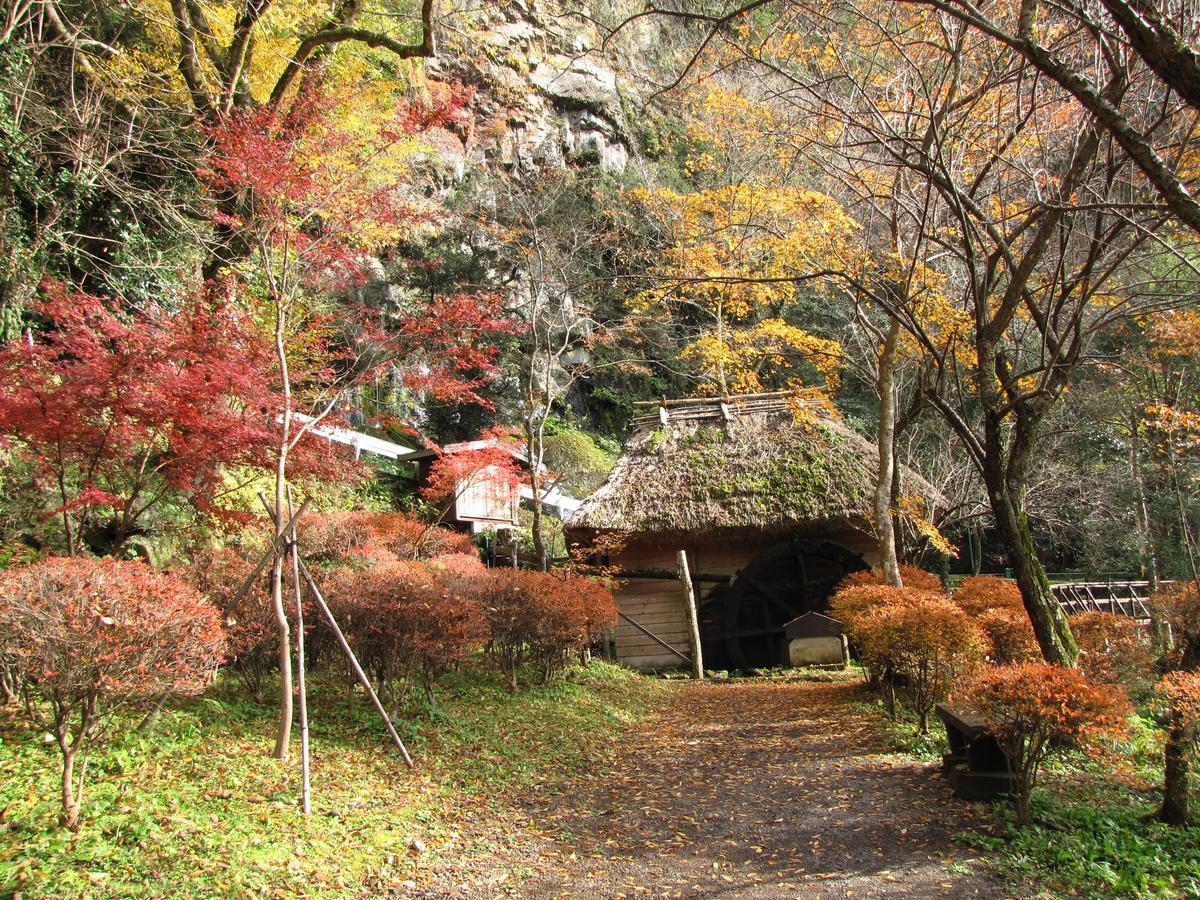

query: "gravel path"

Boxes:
[416, 679, 1007, 899]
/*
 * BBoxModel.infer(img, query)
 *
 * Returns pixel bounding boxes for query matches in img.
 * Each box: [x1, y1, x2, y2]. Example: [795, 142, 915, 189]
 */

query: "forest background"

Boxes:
[0, 0, 1198, 598]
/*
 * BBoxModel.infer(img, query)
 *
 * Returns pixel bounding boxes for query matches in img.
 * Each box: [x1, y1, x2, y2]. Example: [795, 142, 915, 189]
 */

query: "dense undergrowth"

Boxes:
[0, 659, 666, 897]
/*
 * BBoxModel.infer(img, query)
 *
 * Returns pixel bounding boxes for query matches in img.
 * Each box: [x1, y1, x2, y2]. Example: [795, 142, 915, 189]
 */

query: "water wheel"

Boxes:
[699, 538, 866, 671]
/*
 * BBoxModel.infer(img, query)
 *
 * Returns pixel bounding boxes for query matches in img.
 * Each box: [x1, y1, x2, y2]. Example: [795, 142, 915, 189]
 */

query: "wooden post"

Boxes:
[677, 550, 704, 680]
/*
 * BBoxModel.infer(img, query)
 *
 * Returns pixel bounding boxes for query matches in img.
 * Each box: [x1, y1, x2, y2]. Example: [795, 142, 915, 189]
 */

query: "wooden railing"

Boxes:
[1050, 580, 1164, 620]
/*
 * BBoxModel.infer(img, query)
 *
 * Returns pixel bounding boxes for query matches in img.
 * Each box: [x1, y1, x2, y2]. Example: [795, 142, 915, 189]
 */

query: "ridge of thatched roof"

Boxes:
[566, 392, 937, 539]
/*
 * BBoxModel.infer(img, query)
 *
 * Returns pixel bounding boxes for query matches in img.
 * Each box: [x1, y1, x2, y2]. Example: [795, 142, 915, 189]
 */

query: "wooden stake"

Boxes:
[228, 499, 313, 607]
[295, 557, 415, 768]
[678, 550, 704, 680]
[257, 495, 414, 769]
[286, 487, 312, 816]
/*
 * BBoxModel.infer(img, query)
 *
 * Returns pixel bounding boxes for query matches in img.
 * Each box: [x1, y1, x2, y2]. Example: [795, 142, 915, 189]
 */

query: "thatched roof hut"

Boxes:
[566, 393, 938, 671]
[570, 396, 935, 539]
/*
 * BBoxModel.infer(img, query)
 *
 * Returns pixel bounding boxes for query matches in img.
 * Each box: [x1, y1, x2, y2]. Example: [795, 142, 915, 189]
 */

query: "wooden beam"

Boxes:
[612, 567, 730, 583]
[632, 390, 798, 408]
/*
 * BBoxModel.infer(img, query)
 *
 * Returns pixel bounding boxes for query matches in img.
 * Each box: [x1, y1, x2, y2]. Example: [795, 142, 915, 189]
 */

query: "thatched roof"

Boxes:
[566, 392, 937, 540]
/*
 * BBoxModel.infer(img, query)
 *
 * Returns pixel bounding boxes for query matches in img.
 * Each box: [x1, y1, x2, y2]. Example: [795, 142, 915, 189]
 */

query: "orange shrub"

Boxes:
[832, 564, 945, 595]
[1158, 670, 1200, 729]
[858, 596, 987, 732]
[828, 584, 936, 645]
[963, 664, 1131, 825]
[1148, 584, 1200, 824]
[1152, 582, 1200, 670]
[977, 608, 1040, 664]
[952, 575, 1024, 616]
[1070, 612, 1156, 687]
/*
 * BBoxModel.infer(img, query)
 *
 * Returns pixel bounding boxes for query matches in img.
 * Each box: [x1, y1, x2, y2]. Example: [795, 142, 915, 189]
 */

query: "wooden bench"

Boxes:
[935, 704, 1016, 802]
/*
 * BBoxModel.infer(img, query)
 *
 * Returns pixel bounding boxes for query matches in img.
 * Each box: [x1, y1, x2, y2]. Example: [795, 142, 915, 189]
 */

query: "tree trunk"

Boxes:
[981, 405, 1078, 666]
[990, 494, 1078, 665]
[271, 290, 294, 761]
[59, 744, 81, 831]
[1129, 418, 1160, 590]
[1013, 776, 1034, 827]
[136, 693, 169, 734]
[1159, 714, 1193, 825]
[875, 320, 903, 586]
[0, 666, 17, 704]
[528, 449, 547, 571]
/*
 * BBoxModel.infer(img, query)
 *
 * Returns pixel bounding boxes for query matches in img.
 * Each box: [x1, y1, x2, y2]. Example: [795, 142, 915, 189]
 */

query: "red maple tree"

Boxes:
[0, 282, 294, 556]
[420, 428, 528, 523]
[198, 83, 516, 760]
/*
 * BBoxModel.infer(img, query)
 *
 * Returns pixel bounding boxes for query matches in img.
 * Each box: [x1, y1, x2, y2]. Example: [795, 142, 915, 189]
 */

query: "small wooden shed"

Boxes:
[782, 612, 849, 667]
[566, 393, 938, 671]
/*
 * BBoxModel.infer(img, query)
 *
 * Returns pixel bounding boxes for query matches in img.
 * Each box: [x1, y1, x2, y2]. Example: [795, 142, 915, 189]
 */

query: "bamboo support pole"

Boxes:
[295, 557, 415, 768]
[228, 499, 313, 607]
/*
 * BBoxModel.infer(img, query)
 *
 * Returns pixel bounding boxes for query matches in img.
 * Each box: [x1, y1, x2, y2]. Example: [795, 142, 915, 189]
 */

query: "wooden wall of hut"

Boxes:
[608, 529, 877, 671]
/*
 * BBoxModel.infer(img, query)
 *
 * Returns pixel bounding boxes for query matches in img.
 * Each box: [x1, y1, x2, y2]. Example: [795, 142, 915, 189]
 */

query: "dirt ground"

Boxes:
[414, 679, 1007, 899]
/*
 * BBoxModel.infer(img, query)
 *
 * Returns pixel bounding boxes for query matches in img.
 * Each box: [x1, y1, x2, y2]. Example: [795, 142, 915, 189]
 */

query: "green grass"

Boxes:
[0, 659, 667, 897]
[968, 714, 1200, 899]
[852, 691, 951, 762]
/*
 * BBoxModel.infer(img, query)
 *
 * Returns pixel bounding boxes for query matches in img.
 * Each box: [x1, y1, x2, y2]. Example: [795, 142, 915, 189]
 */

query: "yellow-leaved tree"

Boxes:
[630, 182, 855, 398]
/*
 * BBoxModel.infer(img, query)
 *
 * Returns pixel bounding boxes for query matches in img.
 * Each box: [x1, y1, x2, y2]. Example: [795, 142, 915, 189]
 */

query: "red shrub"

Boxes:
[475, 568, 534, 689]
[952, 575, 1024, 616]
[477, 569, 617, 688]
[319, 558, 486, 708]
[298, 510, 379, 561]
[962, 664, 1131, 825]
[1070, 612, 1156, 687]
[299, 511, 476, 562]
[177, 547, 275, 697]
[858, 596, 987, 731]
[386, 516, 476, 559]
[396, 565, 488, 707]
[0, 557, 226, 830]
[426, 552, 489, 580]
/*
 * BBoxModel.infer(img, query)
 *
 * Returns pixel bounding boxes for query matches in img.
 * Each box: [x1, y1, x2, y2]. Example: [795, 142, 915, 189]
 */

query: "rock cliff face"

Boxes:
[429, 1, 649, 179]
